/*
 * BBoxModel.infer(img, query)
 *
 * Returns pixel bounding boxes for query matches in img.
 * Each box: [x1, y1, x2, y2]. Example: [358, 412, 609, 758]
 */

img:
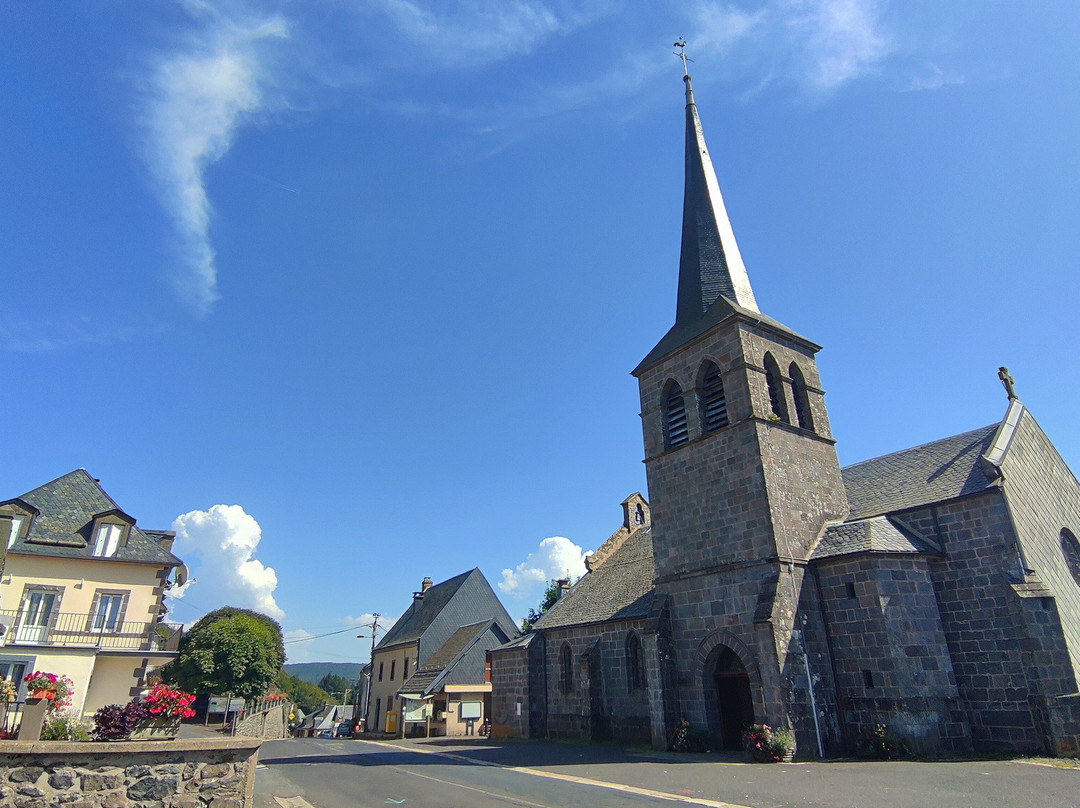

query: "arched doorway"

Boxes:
[703, 645, 755, 750]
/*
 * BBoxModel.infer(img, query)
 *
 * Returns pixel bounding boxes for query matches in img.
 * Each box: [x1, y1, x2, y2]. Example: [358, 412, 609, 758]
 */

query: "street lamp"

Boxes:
[356, 614, 382, 732]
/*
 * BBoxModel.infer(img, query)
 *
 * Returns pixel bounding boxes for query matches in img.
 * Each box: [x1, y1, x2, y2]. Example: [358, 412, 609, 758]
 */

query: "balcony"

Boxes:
[0, 610, 182, 653]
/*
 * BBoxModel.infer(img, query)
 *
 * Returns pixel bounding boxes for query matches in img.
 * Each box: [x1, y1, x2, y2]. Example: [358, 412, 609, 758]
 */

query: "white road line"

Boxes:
[354, 739, 753, 808]
[273, 797, 316, 808]
[388, 765, 554, 808]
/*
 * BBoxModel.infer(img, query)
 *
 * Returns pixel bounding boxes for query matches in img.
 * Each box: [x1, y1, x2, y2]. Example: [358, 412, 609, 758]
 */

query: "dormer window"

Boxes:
[7, 515, 25, 548]
[93, 523, 123, 557]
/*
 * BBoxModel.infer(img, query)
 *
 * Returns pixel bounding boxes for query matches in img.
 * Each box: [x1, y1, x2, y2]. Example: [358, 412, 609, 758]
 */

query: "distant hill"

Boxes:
[284, 662, 364, 684]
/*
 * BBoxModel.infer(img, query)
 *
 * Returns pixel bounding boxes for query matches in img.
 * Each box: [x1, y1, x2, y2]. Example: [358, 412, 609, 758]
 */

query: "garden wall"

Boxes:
[0, 736, 260, 807]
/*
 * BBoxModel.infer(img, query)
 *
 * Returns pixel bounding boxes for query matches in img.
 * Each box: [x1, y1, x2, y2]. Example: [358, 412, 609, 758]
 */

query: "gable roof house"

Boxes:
[488, 65, 1080, 757]
[398, 618, 512, 737]
[0, 470, 185, 717]
[364, 568, 517, 736]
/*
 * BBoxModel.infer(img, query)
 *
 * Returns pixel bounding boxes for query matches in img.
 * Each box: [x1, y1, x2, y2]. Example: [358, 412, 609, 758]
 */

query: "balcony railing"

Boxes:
[0, 610, 182, 652]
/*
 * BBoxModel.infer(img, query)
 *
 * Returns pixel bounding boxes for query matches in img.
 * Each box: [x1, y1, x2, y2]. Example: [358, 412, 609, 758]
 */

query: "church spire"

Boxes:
[676, 65, 759, 322]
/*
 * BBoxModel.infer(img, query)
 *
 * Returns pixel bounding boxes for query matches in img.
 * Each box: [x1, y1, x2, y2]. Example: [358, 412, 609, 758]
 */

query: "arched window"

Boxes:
[663, 381, 689, 448]
[789, 362, 814, 432]
[634, 504, 645, 526]
[626, 633, 645, 691]
[698, 362, 729, 433]
[1061, 528, 1080, 588]
[763, 353, 789, 424]
[559, 644, 574, 693]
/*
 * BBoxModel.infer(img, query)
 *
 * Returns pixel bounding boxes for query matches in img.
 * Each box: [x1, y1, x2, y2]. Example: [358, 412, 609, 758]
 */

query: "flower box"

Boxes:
[130, 718, 182, 741]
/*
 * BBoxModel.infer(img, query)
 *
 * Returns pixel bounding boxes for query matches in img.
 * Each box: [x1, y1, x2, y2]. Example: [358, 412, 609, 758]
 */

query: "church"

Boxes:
[487, 67, 1080, 758]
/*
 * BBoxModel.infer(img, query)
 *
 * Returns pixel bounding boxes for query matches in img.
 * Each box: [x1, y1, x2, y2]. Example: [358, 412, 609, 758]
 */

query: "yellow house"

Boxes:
[0, 469, 184, 715]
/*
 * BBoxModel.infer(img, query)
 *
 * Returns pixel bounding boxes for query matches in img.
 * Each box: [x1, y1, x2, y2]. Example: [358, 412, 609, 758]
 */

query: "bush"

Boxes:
[41, 708, 92, 741]
[668, 718, 712, 752]
[742, 723, 796, 762]
[92, 701, 150, 741]
[861, 723, 904, 759]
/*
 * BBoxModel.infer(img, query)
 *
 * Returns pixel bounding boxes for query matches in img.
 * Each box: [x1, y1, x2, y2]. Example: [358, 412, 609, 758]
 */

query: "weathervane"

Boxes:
[674, 39, 693, 75]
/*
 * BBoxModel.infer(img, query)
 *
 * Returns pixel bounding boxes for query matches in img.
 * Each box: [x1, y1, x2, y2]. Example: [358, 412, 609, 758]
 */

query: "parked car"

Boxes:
[335, 721, 353, 738]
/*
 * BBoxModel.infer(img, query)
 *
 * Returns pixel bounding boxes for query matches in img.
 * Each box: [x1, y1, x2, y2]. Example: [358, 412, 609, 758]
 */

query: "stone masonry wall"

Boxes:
[489, 646, 530, 739]
[998, 409, 1080, 684]
[902, 493, 1048, 752]
[234, 703, 289, 741]
[814, 554, 971, 754]
[0, 737, 260, 808]
[542, 621, 651, 743]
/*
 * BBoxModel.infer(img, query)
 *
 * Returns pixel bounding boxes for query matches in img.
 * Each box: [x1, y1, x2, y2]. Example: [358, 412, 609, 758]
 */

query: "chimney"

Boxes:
[421, 577, 433, 593]
[556, 578, 571, 600]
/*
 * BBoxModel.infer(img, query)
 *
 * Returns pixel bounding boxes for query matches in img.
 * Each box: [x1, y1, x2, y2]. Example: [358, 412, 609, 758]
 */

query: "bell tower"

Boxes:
[634, 64, 847, 750]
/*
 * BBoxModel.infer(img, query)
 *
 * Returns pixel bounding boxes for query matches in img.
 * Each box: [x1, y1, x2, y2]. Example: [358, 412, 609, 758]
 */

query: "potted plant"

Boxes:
[22, 671, 73, 711]
[0, 680, 17, 704]
[742, 723, 796, 762]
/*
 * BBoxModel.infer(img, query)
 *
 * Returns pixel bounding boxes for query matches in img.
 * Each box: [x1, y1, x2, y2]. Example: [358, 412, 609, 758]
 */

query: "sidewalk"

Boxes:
[359, 736, 1080, 808]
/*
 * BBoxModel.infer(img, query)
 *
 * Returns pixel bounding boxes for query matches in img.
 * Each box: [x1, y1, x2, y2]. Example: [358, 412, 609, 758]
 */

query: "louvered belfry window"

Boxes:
[699, 363, 729, 432]
[664, 383, 689, 448]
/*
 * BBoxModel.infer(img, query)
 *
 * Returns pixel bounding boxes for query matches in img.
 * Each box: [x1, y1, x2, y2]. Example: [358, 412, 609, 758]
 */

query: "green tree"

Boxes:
[318, 672, 352, 699]
[164, 607, 285, 699]
[521, 579, 562, 633]
[277, 671, 332, 714]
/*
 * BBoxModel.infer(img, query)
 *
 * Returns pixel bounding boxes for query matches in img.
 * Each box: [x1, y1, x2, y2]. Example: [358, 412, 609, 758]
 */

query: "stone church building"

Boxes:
[488, 70, 1080, 757]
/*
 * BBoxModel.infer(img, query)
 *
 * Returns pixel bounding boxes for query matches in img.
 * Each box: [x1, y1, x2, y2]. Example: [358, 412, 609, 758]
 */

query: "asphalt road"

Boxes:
[254, 736, 1080, 808]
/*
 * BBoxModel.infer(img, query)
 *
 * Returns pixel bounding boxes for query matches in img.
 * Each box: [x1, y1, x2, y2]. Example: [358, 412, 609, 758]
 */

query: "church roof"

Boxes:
[533, 525, 654, 630]
[841, 424, 1000, 520]
[812, 516, 941, 561]
[4, 469, 181, 566]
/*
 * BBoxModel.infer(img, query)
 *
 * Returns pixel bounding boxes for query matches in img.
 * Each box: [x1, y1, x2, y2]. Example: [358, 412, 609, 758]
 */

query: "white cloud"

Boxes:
[369, 0, 602, 70]
[692, 0, 894, 95]
[792, 0, 892, 91]
[142, 10, 288, 314]
[168, 503, 285, 620]
[499, 536, 592, 600]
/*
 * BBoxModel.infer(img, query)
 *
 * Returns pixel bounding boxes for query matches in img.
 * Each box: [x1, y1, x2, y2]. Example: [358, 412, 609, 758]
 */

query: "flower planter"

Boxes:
[130, 718, 182, 741]
[29, 690, 50, 701]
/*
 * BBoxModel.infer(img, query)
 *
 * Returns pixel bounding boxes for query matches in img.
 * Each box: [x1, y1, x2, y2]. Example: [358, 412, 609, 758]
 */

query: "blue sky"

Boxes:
[3, 1, 1078, 664]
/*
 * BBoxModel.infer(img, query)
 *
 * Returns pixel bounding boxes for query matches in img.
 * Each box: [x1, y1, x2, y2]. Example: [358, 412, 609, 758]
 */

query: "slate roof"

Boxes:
[375, 569, 517, 663]
[377, 570, 475, 650]
[399, 619, 509, 697]
[841, 424, 1000, 520]
[533, 525, 654, 630]
[812, 516, 941, 561]
[4, 469, 181, 566]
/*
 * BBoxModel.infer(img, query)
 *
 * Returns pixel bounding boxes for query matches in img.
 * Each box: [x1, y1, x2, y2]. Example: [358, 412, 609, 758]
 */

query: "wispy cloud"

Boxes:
[141, 9, 288, 315]
[692, 0, 895, 96]
[0, 314, 139, 354]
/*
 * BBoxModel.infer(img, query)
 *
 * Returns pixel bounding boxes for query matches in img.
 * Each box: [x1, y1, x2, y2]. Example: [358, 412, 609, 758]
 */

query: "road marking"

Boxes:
[389, 766, 553, 808]
[356, 739, 753, 808]
[273, 798, 316, 808]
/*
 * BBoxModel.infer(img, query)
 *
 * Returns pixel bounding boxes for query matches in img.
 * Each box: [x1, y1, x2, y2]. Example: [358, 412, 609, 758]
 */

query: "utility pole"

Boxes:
[357, 614, 380, 732]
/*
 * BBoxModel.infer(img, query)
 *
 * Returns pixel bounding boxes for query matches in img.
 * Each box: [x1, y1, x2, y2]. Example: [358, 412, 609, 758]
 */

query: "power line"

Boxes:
[284, 626, 366, 644]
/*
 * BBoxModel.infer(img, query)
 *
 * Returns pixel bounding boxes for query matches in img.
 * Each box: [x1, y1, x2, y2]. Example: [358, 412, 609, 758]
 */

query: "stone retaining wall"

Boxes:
[0, 737, 260, 807]
[234, 703, 289, 740]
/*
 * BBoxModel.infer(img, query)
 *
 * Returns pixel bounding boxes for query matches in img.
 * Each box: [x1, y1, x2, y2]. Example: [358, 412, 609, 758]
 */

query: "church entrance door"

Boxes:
[704, 646, 754, 750]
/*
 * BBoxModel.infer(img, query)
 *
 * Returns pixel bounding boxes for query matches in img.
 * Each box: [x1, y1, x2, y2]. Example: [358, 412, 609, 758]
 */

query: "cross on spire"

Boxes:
[998, 366, 1018, 401]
